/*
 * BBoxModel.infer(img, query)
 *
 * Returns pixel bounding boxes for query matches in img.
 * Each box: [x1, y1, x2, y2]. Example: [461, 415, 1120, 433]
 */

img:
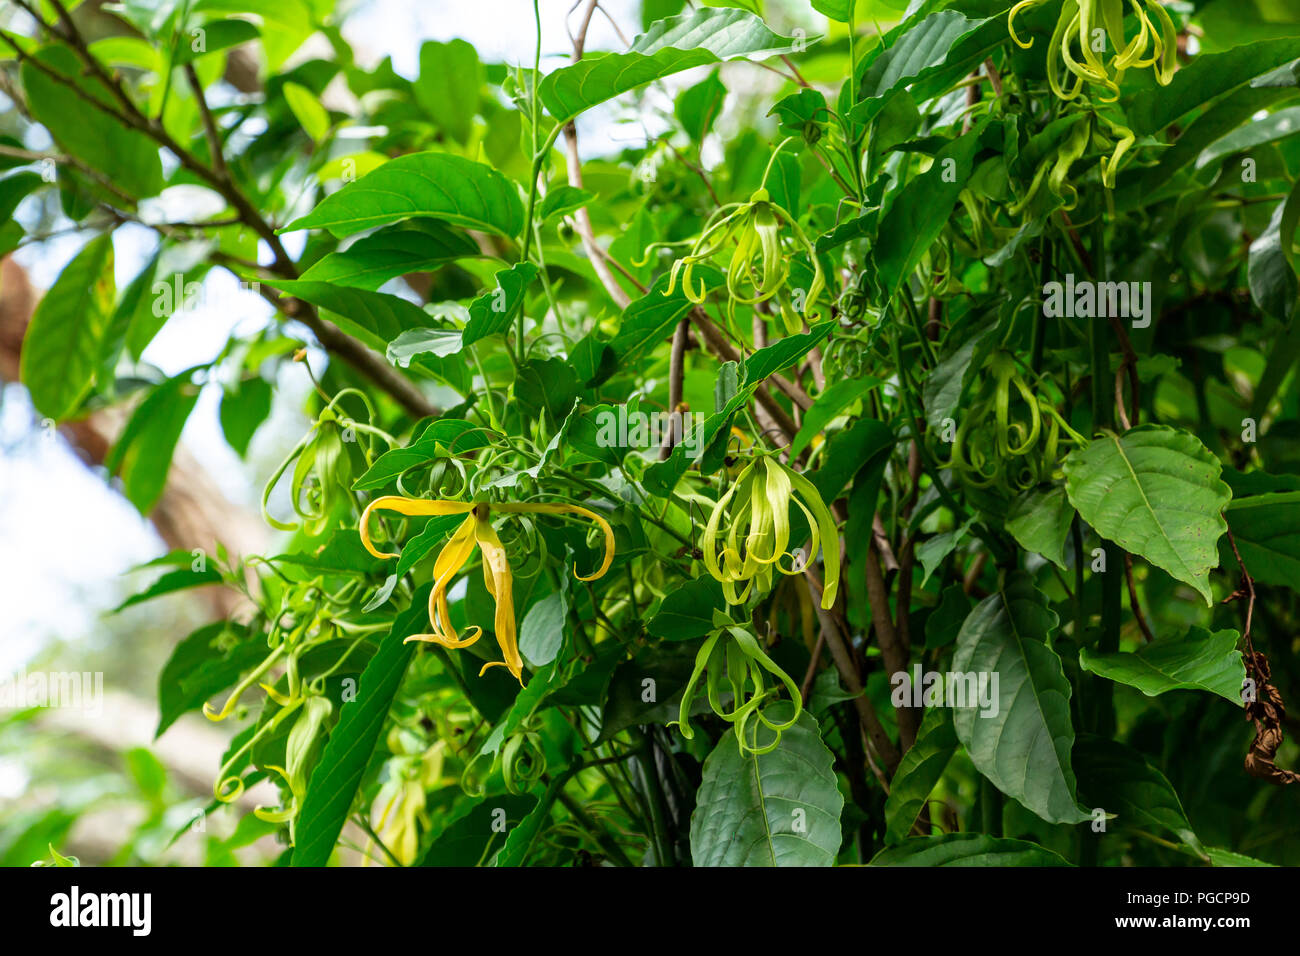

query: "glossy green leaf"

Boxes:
[883, 706, 958, 844]
[421, 794, 538, 866]
[952, 572, 1089, 824]
[153, 621, 260, 738]
[1079, 627, 1245, 705]
[300, 223, 480, 291]
[415, 39, 480, 145]
[1063, 425, 1231, 605]
[646, 577, 727, 641]
[676, 69, 727, 143]
[852, 12, 994, 125]
[539, 9, 803, 126]
[1223, 490, 1300, 589]
[869, 833, 1071, 866]
[291, 592, 425, 866]
[1073, 735, 1206, 858]
[263, 279, 433, 352]
[283, 81, 330, 141]
[113, 374, 201, 514]
[220, 377, 273, 457]
[283, 152, 524, 239]
[114, 565, 222, 613]
[1005, 484, 1075, 570]
[519, 591, 567, 668]
[1126, 37, 1300, 136]
[461, 262, 539, 346]
[22, 46, 163, 198]
[872, 122, 988, 301]
[353, 420, 492, 490]
[690, 705, 843, 867]
[20, 234, 115, 421]
[791, 376, 883, 457]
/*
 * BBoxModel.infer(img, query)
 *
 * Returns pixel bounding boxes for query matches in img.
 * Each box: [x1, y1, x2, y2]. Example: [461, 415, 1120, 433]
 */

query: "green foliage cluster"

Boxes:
[6, 0, 1300, 866]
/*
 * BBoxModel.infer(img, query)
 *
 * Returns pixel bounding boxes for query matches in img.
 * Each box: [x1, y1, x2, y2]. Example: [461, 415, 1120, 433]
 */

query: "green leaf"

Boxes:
[421, 794, 538, 866]
[811, 0, 855, 23]
[690, 705, 843, 867]
[125, 747, 167, 803]
[0, 171, 43, 223]
[300, 223, 480, 291]
[220, 377, 273, 457]
[155, 622, 262, 736]
[872, 122, 989, 301]
[809, 416, 895, 504]
[598, 643, 711, 742]
[519, 591, 567, 668]
[917, 520, 971, 585]
[262, 279, 434, 353]
[869, 833, 1072, 866]
[790, 376, 883, 457]
[924, 584, 972, 649]
[646, 577, 727, 641]
[291, 592, 425, 866]
[539, 9, 805, 126]
[283, 152, 524, 239]
[608, 268, 722, 363]
[19, 234, 114, 421]
[108, 372, 201, 514]
[352, 420, 493, 490]
[676, 69, 727, 143]
[1005, 484, 1075, 570]
[1126, 37, 1300, 136]
[275, 530, 389, 576]
[176, 18, 260, 64]
[538, 185, 595, 223]
[642, 382, 756, 496]
[1195, 104, 1300, 172]
[1063, 425, 1231, 605]
[1207, 847, 1276, 867]
[883, 706, 958, 845]
[415, 39, 480, 145]
[22, 45, 163, 198]
[1073, 735, 1206, 859]
[743, 320, 835, 384]
[283, 81, 330, 141]
[952, 572, 1089, 825]
[394, 514, 467, 578]
[1078, 627, 1245, 705]
[462, 262, 539, 346]
[514, 357, 580, 425]
[923, 327, 990, 429]
[850, 11, 999, 126]
[115, 565, 221, 613]
[1248, 203, 1297, 323]
[1223, 490, 1300, 588]
[102, 251, 160, 374]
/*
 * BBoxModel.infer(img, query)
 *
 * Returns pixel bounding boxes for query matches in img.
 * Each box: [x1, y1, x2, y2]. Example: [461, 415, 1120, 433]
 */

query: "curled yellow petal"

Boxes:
[472, 510, 523, 684]
[359, 495, 473, 559]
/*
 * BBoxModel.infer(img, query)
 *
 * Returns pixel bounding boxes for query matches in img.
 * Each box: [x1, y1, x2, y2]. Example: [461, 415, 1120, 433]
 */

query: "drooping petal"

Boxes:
[472, 511, 523, 684]
[409, 512, 482, 648]
[359, 496, 474, 559]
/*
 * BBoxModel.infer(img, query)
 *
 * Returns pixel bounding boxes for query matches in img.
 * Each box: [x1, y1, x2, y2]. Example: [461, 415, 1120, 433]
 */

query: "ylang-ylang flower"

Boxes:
[360, 497, 614, 684]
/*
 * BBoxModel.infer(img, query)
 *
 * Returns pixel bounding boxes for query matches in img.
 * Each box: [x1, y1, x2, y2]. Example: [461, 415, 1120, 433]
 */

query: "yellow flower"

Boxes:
[359, 497, 614, 684]
[702, 455, 840, 610]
